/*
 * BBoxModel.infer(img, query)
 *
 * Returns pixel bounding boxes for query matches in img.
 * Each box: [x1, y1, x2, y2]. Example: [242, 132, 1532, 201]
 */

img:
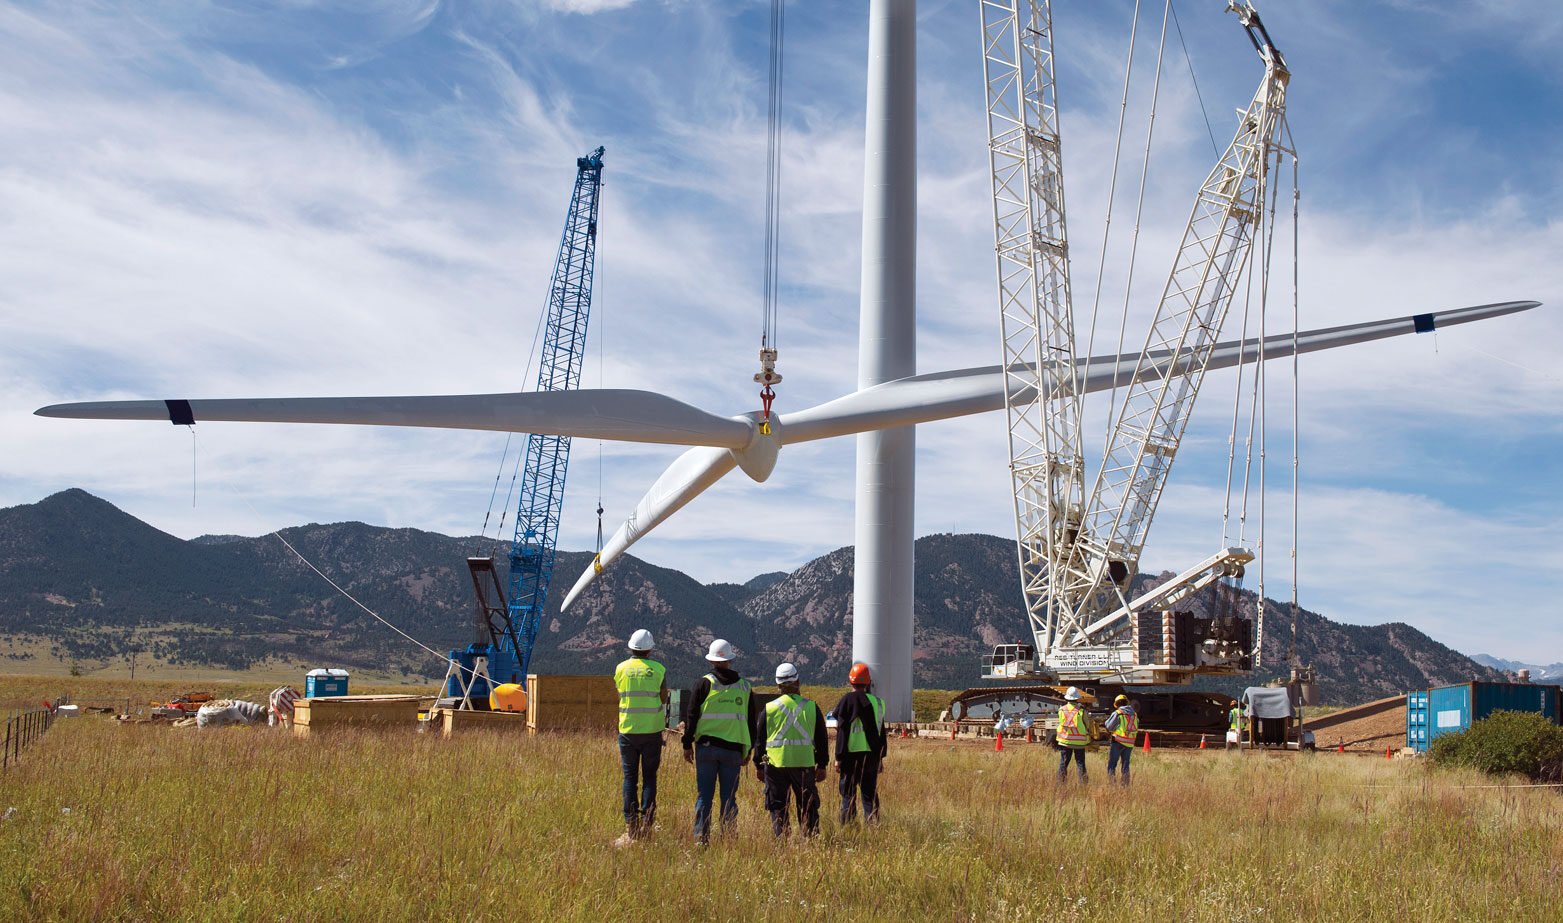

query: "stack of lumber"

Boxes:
[293, 694, 426, 737]
[526, 674, 618, 732]
[431, 707, 529, 739]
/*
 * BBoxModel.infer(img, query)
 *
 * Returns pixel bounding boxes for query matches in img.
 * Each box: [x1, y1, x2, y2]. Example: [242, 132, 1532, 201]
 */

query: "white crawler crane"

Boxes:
[980, 0, 1292, 691]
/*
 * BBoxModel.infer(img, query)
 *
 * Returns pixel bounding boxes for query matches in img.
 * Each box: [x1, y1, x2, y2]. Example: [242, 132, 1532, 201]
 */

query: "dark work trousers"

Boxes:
[619, 732, 663, 834]
[692, 743, 743, 843]
[1056, 745, 1087, 783]
[1106, 740, 1133, 784]
[763, 766, 820, 837]
[837, 753, 881, 824]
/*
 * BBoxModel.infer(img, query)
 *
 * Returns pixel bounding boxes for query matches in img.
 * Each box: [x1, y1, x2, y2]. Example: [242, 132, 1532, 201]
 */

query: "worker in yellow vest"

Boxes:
[832, 662, 886, 824]
[753, 662, 828, 837]
[1104, 694, 1138, 785]
[682, 638, 759, 845]
[1055, 686, 1092, 783]
[1228, 698, 1245, 750]
[612, 628, 669, 847]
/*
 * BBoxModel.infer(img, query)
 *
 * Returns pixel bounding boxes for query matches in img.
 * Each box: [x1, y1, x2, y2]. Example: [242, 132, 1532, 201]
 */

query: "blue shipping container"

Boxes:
[1405, 691, 1430, 752]
[1425, 682, 1561, 747]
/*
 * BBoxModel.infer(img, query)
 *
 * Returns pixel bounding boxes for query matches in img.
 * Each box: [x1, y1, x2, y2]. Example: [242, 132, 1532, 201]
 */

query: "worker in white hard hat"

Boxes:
[754, 662, 828, 837]
[682, 638, 760, 845]
[1055, 686, 1092, 783]
[612, 628, 669, 847]
[1104, 694, 1138, 785]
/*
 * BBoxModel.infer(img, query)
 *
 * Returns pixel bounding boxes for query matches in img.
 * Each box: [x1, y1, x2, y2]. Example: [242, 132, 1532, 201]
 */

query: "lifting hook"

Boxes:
[753, 347, 782, 435]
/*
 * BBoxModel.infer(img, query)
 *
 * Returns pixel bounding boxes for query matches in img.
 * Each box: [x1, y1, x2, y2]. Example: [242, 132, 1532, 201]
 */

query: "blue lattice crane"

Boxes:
[445, 146, 605, 705]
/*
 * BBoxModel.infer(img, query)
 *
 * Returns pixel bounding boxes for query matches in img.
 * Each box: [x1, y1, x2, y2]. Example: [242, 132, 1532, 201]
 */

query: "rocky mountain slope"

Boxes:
[0, 490, 1506, 702]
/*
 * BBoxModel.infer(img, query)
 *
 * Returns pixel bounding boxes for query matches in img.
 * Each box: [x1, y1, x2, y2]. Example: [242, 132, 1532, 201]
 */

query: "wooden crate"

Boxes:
[293, 694, 425, 730]
[433, 707, 530, 739]
[526, 674, 618, 732]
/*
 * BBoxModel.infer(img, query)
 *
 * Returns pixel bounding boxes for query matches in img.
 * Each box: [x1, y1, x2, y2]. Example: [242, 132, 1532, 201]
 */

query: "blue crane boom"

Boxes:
[446, 146, 604, 701]
[506, 145, 606, 678]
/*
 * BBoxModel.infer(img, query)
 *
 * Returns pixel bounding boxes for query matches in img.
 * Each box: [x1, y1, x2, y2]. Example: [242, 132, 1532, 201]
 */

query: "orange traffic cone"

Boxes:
[1337, 742, 1345, 754]
[1199, 734, 1207, 749]
[1142, 731, 1151, 754]
[950, 724, 957, 741]
[1386, 746, 1393, 760]
[1025, 727, 1035, 743]
[995, 731, 1004, 752]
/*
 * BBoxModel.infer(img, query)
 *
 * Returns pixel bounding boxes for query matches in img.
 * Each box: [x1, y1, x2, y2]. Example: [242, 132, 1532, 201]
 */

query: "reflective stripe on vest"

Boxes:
[1056, 703, 1090, 747]
[1109, 706, 1138, 746]
[847, 693, 884, 754]
[765, 694, 817, 768]
[1229, 707, 1244, 732]
[613, 657, 666, 734]
[695, 674, 751, 747]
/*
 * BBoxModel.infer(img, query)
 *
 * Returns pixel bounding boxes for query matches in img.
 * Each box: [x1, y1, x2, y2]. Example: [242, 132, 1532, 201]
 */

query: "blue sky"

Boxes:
[2, 0, 1559, 666]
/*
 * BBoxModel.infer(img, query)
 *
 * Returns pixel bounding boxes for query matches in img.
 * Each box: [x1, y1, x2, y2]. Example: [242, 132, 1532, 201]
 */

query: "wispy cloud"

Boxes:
[1, 0, 1558, 665]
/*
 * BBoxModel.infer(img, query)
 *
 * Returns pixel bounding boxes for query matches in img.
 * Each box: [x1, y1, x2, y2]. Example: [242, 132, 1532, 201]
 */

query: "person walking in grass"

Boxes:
[1104, 694, 1138, 786]
[1055, 686, 1091, 783]
[1227, 696, 1245, 750]
[612, 628, 669, 847]
[832, 662, 886, 825]
[754, 662, 828, 838]
[683, 638, 759, 845]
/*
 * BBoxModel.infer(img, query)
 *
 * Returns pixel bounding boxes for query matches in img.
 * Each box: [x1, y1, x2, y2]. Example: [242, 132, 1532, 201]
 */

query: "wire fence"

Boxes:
[3, 696, 68, 770]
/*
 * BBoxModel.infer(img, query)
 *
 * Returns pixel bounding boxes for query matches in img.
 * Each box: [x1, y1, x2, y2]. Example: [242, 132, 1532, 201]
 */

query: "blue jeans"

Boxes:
[1057, 746, 1087, 782]
[1107, 740, 1132, 784]
[692, 743, 743, 842]
[619, 732, 663, 831]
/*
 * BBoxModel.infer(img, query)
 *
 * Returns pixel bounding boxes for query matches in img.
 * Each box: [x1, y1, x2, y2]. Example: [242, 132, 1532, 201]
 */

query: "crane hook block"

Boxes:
[754, 347, 781, 435]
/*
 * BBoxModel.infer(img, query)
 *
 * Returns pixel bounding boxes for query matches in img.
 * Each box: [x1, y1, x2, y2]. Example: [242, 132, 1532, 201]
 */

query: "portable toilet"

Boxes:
[306, 668, 350, 698]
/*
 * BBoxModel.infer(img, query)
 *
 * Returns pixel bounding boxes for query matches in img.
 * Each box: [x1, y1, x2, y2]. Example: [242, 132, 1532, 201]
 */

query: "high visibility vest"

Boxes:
[765, 694, 818, 768]
[1056, 703, 1090, 747]
[1108, 705, 1138, 747]
[1229, 706, 1244, 732]
[847, 692, 884, 754]
[694, 674, 751, 748]
[613, 657, 665, 734]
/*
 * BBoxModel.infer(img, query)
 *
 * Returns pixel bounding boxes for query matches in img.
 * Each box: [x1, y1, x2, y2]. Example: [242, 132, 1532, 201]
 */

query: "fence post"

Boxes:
[3, 716, 9, 769]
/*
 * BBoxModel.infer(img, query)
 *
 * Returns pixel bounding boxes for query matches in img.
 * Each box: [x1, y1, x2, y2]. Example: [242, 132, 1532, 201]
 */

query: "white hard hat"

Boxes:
[775, 662, 800, 684]
[628, 629, 654, 652]
[1064, 686, 1082, 701]
[705, 639, 738, 663]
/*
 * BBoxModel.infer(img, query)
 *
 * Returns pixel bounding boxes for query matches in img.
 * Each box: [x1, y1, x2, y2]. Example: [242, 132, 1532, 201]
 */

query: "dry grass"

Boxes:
[1, 693, 1560, 922]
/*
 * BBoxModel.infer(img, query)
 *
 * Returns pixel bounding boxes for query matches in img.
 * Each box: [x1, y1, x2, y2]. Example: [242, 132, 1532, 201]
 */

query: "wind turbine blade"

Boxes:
[559, 445, 738, 611]
[779, 300, 1540, 442]
[35, 389, 754, 449]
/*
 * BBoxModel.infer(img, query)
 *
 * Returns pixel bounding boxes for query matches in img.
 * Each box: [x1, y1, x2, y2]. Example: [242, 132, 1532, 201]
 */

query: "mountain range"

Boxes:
[0, 489, 1507, 704]
[1471, 654, 1563, 683]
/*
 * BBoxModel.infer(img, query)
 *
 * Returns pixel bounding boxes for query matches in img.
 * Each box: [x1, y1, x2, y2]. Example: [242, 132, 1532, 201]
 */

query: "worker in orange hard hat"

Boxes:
[831, 662, 886, 824]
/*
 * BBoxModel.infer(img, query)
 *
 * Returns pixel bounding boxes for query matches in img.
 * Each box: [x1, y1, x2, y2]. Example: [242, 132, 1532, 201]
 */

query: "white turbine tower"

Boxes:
[35, 1, 1540, 721]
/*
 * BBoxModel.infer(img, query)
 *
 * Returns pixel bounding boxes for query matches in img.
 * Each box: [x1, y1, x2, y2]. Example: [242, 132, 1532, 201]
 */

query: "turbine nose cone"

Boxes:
[731, 413, 781, 482]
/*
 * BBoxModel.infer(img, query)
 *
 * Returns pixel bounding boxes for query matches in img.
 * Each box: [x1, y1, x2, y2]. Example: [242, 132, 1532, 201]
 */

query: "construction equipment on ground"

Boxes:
[967, 1, 1292, 733]
[441, 146, 606, 710]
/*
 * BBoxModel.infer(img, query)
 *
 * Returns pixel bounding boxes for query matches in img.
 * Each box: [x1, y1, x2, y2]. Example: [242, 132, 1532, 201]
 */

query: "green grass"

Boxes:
[2, 678, 1560, 921]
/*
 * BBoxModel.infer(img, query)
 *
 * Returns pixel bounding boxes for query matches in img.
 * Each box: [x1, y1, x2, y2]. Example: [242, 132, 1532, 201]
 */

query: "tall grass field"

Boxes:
[1, 675, 1560, 921]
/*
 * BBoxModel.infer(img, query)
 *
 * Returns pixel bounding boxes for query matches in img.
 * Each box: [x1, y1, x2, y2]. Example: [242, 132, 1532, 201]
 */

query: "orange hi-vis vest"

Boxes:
[1108, 705, 1138, 747]
[1056, 703, 1090, 747]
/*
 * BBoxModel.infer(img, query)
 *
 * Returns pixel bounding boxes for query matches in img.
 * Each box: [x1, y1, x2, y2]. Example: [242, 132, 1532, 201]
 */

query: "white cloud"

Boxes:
[2, 0, 1559, 667]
